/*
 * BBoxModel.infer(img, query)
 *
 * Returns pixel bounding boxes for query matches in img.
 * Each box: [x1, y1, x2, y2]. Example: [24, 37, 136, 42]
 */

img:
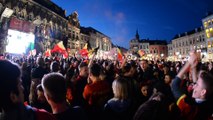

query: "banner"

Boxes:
[9, 17, 23, 31]
[9, 17, 34, 33]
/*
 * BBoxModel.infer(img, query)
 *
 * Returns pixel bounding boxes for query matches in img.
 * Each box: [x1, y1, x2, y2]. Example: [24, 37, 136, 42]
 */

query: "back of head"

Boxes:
[50, 61, 60, 72]
[36, 57, 45, 66]
[122, 63, 131, 73]
[134, 92, 169, 120]
[42, 73, 66, 103]
[113, 77, 129, 100]
[90, 63, 101, 77]
[79, 61, 88, 70]
[0, 60, 21, 110]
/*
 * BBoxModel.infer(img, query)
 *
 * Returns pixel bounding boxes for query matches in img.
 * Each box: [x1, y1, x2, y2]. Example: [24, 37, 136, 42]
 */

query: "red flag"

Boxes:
[44, 49, 51, 57]
[51, 41, 66, 53]
[117, 47, 123, 61]
[62, 51, 68, 58]
[79, 43, 89, 57]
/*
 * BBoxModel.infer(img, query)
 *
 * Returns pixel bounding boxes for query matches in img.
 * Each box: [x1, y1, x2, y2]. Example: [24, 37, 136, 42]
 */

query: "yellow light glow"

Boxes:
[206, 29, 210, 38]
[204, 22, 208, 28]
[208, 41, 211, 48]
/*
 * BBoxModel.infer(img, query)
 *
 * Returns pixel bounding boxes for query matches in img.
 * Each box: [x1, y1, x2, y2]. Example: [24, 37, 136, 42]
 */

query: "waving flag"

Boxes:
[51, 41, 66, 53]
[62, 51, 68, 58]
[51, 41, 68, 58]
[117, 47, 123, 61]
[44, 49, 51, 57]
[79, 43, 89, 57]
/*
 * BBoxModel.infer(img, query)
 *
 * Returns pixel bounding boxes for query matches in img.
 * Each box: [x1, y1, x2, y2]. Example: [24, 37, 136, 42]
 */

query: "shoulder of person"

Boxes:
[68, 106, 87, 119]
[32, 107, 57, 120]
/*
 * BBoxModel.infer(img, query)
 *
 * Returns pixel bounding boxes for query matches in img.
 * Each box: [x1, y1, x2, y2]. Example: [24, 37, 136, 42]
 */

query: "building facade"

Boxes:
[202, 13, 213, 60]
[149, 40, 167, 60]
[80, 27, 112, 59]
[0, 0, 68, 54]
[67, 11, 83, 55]
[129, 30, 168, 60]
[167, 41, 173, 61]
[0, 0, 112, 57]
[170, 27, 206, 61]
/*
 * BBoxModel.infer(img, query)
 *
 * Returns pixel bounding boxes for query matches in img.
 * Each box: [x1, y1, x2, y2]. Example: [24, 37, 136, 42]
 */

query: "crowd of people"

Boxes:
[0, 52, 213, 120]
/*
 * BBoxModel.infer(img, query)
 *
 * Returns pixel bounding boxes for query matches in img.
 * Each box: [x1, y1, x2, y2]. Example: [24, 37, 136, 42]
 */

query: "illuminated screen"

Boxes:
[6, 29, 35, 54]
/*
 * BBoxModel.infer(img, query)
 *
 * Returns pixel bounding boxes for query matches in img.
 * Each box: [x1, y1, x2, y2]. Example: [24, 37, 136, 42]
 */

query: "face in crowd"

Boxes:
[140, 60, 148, 71]
[192, 71, 213, 100]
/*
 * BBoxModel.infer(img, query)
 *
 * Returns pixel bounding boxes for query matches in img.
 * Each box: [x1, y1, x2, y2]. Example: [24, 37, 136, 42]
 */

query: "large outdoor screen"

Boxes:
[6, 29, 35, 54]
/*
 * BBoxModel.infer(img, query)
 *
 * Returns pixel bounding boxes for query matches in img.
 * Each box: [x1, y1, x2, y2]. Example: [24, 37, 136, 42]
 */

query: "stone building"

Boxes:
[170, 27, 206, 61]
[129, 30, 168, 60]
[167, 41, 173, 61]
[0, 0, 68, 54]
[202, 13, 213, 60]
[149, 40, 167, 60]
[80, 27, 112, 59]
[0, 0, 112, 57]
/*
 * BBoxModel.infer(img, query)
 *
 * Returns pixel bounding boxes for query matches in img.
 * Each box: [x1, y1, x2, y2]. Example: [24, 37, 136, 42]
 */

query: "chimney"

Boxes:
[178, 34, 181, 37]
[185, 32, 187, 36]
[195, 28, 198, 32]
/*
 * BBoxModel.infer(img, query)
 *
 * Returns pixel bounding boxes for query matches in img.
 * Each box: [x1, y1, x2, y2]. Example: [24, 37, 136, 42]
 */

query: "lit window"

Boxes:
[208, 41, 211, 48]
[208, 20, 211, 25]
[206, 29, 210, 38]
[210, 28, 213, 38]
[204, 22, 208, 28]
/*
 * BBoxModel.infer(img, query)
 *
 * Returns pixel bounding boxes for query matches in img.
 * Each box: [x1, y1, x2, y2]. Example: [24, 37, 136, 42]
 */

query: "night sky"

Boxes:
[51, 0, 213, 49]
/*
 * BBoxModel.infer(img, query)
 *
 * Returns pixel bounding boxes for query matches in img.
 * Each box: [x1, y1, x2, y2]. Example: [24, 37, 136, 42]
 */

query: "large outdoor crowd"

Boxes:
[0, 52, 213, 120]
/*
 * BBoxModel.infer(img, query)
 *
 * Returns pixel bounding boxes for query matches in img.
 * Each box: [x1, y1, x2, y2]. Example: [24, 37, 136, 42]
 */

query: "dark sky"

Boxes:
[52, 0, 213, 49]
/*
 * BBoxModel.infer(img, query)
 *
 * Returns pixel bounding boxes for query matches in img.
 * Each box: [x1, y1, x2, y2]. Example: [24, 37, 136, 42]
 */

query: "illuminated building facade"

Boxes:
[0, 0, 112, 57]
[171, 27, 206, 61]
[0, 0, 68, 54]
[167, 41, 173, 61]
[202, 13, 213, 61]
[149, 40, 167, 60]
[80, 27, 112, 59]
[129, 30, 167, 60]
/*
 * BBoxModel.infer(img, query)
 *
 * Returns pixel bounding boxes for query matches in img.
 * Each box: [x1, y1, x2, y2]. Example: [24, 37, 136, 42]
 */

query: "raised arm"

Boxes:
[171, 62, 190, 100]
[189, 53, 198, 83]
[171, 52, 198, 100]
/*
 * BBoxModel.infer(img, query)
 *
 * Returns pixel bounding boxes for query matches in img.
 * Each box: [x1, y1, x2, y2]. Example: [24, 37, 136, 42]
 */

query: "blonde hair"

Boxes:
[112, 77, 129, 100]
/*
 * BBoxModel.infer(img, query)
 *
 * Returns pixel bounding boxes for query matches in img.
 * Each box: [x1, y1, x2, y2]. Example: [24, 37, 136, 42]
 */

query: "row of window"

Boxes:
[208, 41, 213, 48]
[204, 19, 213, 28]
[173, 36, 205, 48]
[170, 44, 206, 56]
[131, 44, 166, 50]
[139, 45, 149, 49]
[150, 50, 165, 54]
[206, 28, 213, 38]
